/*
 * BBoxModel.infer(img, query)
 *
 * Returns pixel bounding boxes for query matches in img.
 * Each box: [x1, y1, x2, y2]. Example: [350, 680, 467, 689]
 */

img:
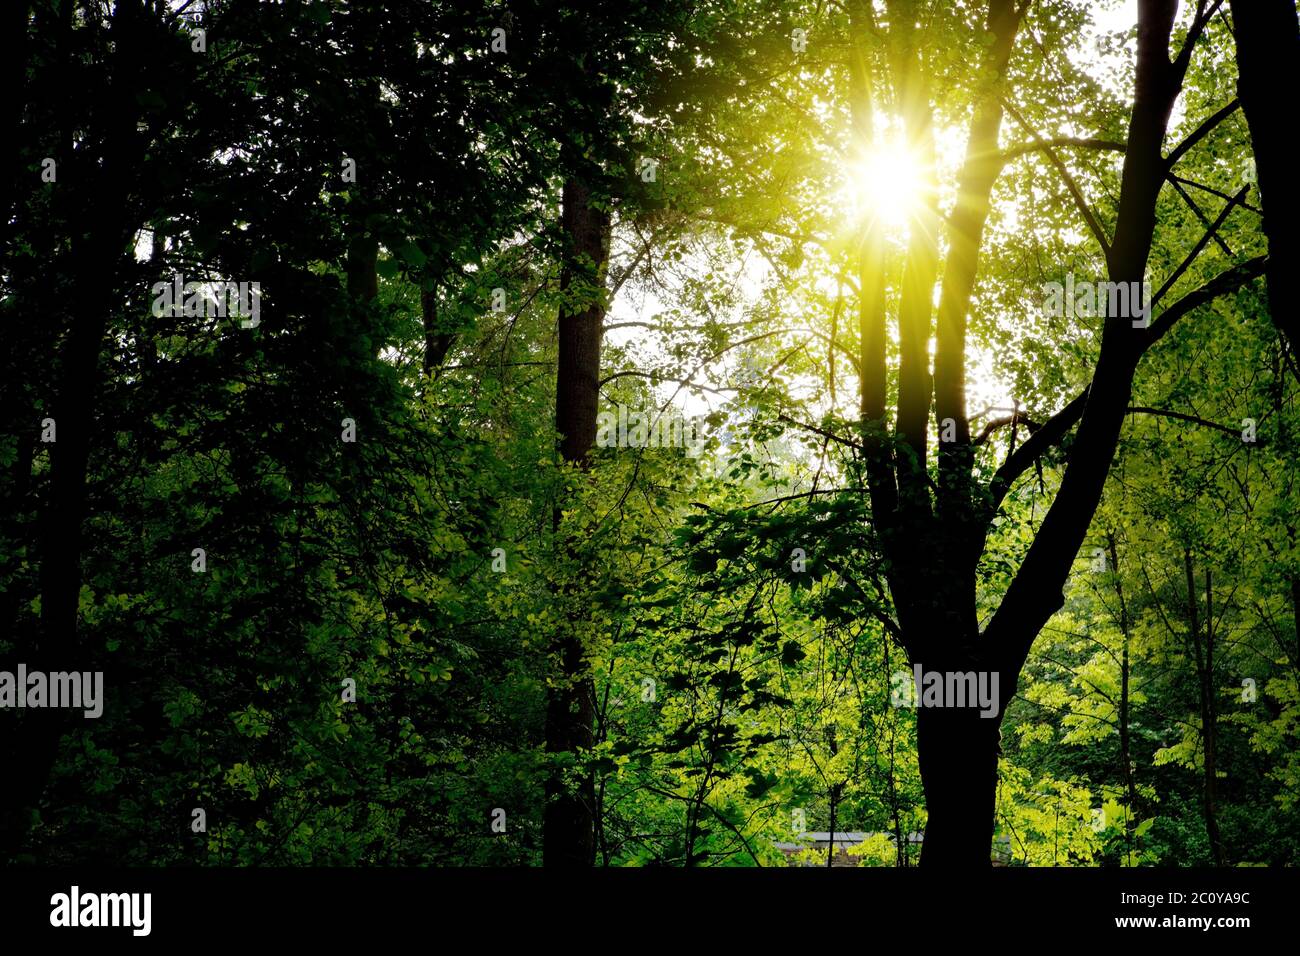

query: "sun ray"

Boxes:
[845, 139, 931, 229]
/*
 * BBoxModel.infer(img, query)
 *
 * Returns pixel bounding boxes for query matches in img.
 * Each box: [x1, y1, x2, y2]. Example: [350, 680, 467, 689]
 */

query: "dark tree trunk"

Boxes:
[553, 178, 609, 466]
[1291, 574, 1300, 673]
[346, 232, 379, 306]
[914, 628, 1003, 867]
[0, 1, 31, 251]
[826, 725, 841, 867]
[421, 285, 454, 375]
[0, 0, 143, 857]
[1185, 555, 1225, 865]
[916, 703, 1001, 867]
[1108, 534, 1140, 862]
[1229, 0, 1300, 364]
[543, 177, 610, 867]
[862, 1, 1025, 868]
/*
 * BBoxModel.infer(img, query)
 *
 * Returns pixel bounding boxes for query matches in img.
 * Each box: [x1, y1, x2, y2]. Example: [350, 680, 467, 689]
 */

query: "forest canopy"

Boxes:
[1, 0, 1297, 870]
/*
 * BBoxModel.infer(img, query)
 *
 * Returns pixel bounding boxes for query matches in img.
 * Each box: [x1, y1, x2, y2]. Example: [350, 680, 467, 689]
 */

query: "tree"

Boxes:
[839, 0, 1265, 865]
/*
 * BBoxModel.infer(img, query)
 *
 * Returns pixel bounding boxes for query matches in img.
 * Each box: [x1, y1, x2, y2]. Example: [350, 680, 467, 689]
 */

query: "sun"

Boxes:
[845, 139, 930, 228]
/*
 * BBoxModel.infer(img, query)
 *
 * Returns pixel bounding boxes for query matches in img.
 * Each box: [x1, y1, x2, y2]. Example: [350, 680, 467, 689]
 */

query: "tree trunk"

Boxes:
[847, 0, 1228, 868]
[1184, 555, 1225, 865]
[1107, 533, 1140, 863]
[0, 1, 31, 252]
[826, 725, 840, 867]
[0, 0, 143, 858]
[1229, 0, 1300, 365]
[346, 230, 379, 317]
[421, 284, 454, 375]
[916, 702, 1001, 866]
[1291, 573, 1300, 674]
[543, 177, 610, 867]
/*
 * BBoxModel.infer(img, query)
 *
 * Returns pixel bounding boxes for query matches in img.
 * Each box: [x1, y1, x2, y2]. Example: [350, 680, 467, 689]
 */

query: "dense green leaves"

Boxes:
[0, 0, 1295, 867]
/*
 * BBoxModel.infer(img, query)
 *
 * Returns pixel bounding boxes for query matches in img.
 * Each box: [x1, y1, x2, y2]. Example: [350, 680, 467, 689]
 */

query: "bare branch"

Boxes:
[1172, 0, 1227, 83]
[1167, 174, 1263, 215]
[972, 410, 1042, 446]
[1126, 406, 1249, 440]
[1002, 98, 1112, 256]
[1165, 99, 1240, 170]
[1151, 184, 1250, 307]
[997, 137, 1126, 164]
[1168, 177, 1233, 255]
[777, 413, 862, 451]
[598, 370, 736, 396]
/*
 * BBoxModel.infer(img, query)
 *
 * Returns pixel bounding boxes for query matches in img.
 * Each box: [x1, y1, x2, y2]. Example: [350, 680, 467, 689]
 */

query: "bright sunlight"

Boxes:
[846, 139, 931, 228]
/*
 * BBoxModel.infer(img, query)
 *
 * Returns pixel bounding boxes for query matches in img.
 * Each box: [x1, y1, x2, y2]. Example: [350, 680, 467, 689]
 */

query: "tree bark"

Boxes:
[1229, 0, 1300, 365]
[543, 177, 610, 867]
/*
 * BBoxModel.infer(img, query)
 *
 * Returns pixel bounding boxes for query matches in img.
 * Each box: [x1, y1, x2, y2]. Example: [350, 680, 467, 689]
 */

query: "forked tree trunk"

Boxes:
[911, 0, 1223, 866]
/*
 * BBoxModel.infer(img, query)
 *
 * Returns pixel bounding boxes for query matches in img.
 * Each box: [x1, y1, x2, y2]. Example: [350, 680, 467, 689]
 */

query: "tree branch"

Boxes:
[1150, 184, 1250, 308]
[777, 413, 863, 451]
[1166, 174, 1263, 215]
[973, 410, 1042, 446]
[1168, 177, 1233, 255]
[986, 388, 1088, 516]
[1143, 255, 1267, 348]
[1002, 98, 1112, 257]
[997, 137, 1126, 164]
[598, 370, 736, 396]
[984, 256, 1268, 517]
[1164, 98, 1239, 170]
[1171, 0, 1227, 85]
[1126, 406, 1249, 440]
